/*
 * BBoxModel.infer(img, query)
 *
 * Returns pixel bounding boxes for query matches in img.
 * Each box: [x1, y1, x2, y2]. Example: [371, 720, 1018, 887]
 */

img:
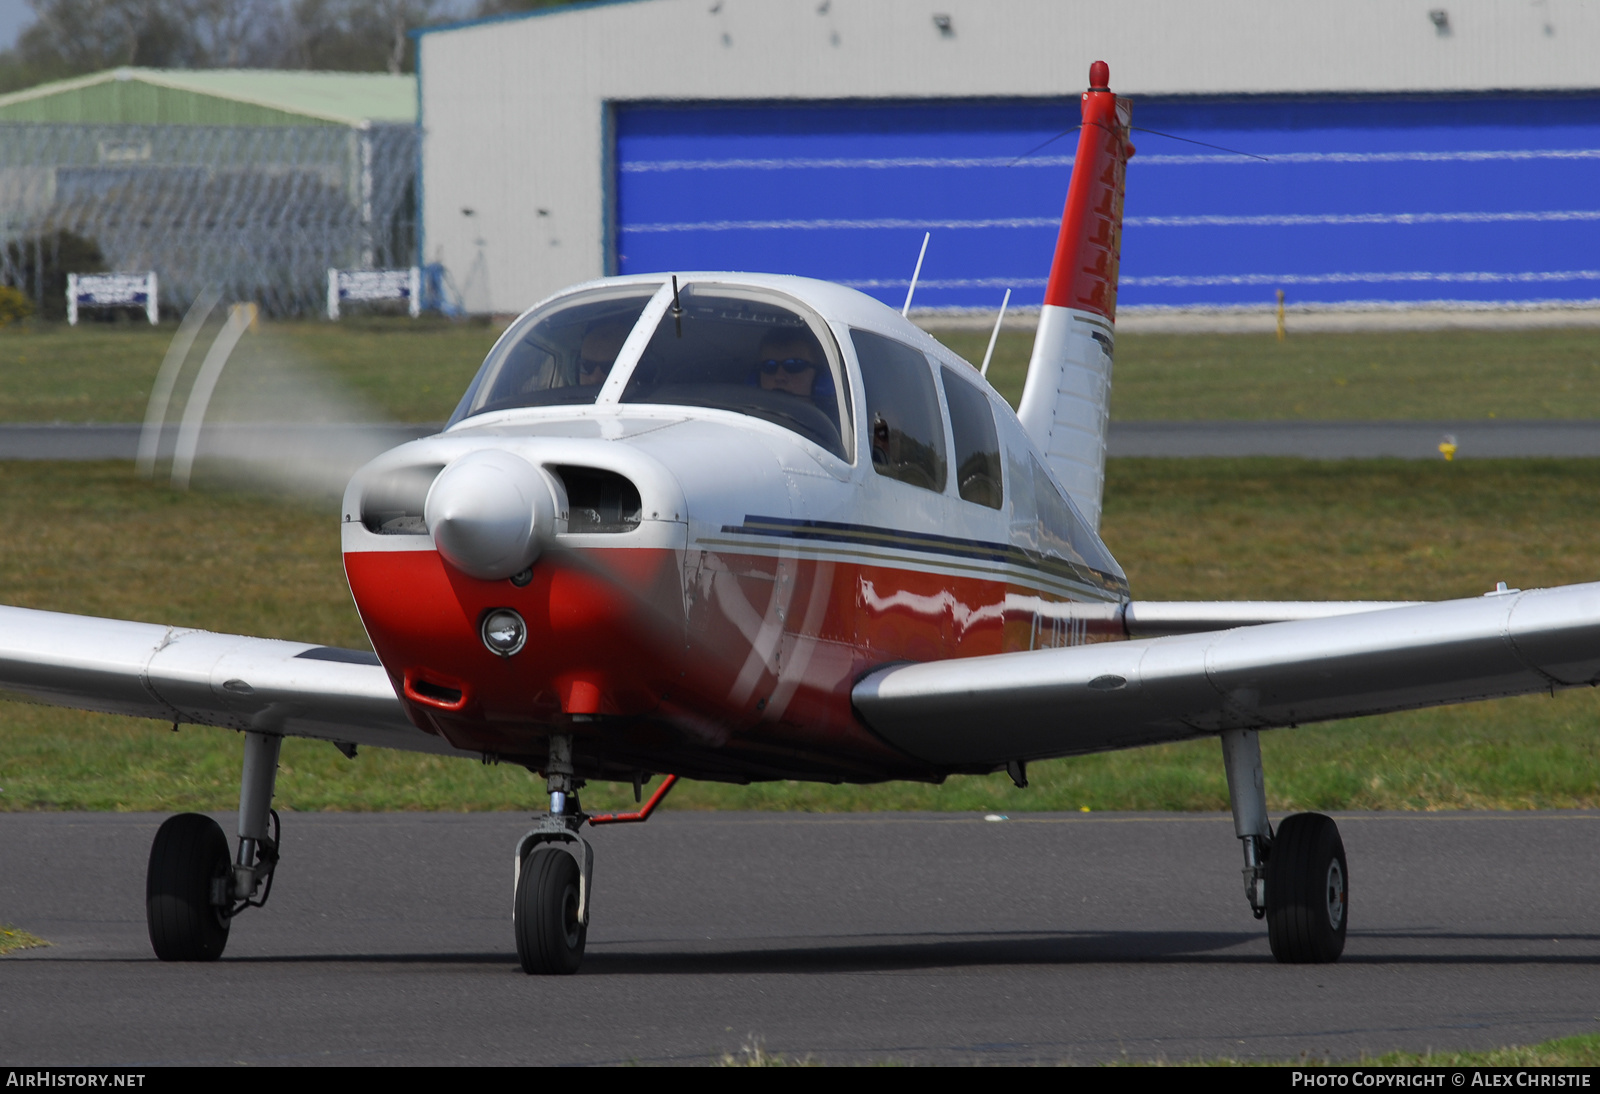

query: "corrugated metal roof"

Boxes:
[0, 68, 415, 126]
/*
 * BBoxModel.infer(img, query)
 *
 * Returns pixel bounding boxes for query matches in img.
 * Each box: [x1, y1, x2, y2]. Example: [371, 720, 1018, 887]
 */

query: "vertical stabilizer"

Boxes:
[1016, 61, 1132, 531]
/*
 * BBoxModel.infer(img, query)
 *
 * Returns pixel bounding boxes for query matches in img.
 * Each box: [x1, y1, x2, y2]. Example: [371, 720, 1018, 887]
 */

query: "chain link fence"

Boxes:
[0, 121, 418, 316]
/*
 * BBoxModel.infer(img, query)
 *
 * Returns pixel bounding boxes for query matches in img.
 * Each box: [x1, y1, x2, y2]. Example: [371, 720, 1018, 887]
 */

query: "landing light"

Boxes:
[481, 609, 527, 657]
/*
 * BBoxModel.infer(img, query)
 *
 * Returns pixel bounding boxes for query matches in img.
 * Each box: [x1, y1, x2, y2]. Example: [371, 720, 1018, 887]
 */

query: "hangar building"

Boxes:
[417, 0, 1600, 316]
[0, 68, 417, 314]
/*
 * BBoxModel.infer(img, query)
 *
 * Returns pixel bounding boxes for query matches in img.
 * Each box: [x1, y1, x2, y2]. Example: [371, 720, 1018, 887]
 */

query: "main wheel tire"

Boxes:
[146, 813, 232, 961]
[514, 847, 586, 975]
[1265, 812, 1348, 964]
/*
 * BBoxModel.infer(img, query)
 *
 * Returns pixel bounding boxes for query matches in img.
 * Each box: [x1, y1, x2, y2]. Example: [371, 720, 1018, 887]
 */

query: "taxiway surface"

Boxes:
[9, 421, 1600, 460]
[5, 810, 1600, 1066]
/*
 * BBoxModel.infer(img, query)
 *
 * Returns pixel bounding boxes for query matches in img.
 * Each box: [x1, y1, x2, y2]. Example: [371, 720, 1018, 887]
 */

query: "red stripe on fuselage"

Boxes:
[344, 545, 1120, 781]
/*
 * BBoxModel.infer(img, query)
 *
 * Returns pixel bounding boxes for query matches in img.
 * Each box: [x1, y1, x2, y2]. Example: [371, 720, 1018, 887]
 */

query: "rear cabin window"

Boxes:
[1006, 446, 1120, 578]
[454, 285, 657, 421]
[619, 285, 852, 461]
[852, 329, 946, 493]
[940, 366, 1003, 509]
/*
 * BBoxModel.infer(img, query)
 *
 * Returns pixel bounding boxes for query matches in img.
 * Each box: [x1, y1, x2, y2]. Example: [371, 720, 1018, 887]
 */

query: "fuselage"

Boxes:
[341, 273, 1128, 785]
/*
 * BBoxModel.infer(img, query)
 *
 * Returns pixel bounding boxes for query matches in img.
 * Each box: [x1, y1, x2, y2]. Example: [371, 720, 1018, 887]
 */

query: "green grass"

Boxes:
[5, 458, 1600, 813]
[1164, 1032, 1600, 1066]
[1356, 1035, 1600, 1067]
[0, 924, 48, 955]
[0, 316, 499, 424]
[8, 318, 1600, 424]
[935, 326, 1600, 420]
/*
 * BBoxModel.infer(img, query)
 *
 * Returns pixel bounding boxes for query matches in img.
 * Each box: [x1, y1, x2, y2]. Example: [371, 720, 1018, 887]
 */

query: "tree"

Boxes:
[0, 0, 584, 92]
[286, 0, 444, 75]
[0, 0, 285, 90]
[473, 0, 580, 13]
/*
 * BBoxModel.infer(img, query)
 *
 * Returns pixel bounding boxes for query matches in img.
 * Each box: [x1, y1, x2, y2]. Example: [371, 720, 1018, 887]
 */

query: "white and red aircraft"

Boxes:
[6, 62, 1599, 974]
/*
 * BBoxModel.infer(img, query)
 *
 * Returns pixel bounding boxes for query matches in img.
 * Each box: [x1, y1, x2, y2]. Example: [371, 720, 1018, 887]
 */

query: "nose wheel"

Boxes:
[515, 847, 587, 974]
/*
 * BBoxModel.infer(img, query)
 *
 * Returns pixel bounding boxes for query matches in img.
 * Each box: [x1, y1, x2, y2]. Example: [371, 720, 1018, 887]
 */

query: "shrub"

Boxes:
[0, 284, 34, 328]
[3, 230, 106, 322]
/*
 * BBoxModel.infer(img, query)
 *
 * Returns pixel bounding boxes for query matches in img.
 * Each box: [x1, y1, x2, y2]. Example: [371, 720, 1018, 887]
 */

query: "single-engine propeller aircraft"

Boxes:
[8, 62, 1600, 974]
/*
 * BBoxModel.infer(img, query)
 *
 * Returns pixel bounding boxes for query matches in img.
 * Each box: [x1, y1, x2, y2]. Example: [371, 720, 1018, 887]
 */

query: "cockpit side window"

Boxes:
[852, 329, 947, 494]
[452, 285, 656, 422]
[619, 285, 852, 461]
[940, 366, 1003, 509]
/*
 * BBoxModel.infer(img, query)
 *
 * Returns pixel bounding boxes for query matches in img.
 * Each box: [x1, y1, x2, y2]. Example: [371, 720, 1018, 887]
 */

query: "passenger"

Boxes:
[756, 329, 819, 399]
[576, 318, 633, 386]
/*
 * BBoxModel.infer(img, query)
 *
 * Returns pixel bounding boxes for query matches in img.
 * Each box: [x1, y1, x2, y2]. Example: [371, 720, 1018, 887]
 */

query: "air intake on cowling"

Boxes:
[554, 466, 642, 533]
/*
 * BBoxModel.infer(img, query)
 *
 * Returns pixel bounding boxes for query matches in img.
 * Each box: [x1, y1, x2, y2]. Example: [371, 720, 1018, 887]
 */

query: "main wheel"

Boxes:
[1265, 812, 1347, 964]
[514, 847, 586, 975]
[146, 813, 232, 961]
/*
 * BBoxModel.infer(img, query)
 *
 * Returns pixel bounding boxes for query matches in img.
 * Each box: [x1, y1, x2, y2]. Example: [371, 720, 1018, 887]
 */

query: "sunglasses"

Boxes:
[760, 357, 815, 375]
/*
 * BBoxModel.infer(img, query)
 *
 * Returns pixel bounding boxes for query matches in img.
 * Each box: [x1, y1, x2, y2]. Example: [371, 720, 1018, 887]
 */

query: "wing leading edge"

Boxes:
[1120, 600, 1420, 637]
[854, 582, 1600, 768]
[0, 605, 469, 758]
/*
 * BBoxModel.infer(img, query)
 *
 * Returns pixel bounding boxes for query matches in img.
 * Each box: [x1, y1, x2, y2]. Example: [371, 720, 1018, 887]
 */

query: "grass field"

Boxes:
[949, 325, 1600, 420]
[1159, 1033, 1600, 1068]
[6, 317, 1600, 423]
[0, 317, 499, 424]
[5, 457, 1600, 814]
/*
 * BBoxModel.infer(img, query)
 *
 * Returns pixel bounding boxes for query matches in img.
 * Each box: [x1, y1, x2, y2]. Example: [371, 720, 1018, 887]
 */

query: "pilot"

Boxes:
[756, 328, 820, 399]
[576, 317, 633, 386]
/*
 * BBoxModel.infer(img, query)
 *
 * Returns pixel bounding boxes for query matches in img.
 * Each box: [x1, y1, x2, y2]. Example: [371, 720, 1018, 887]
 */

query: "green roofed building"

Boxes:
[0, 67, 416, 127]
[0, 69, 419, 315]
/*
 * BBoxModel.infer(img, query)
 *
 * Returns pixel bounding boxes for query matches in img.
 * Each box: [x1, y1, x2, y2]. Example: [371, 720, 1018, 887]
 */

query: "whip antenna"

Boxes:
[980, 288, 1011, 377]
[901, 232, 930, 317]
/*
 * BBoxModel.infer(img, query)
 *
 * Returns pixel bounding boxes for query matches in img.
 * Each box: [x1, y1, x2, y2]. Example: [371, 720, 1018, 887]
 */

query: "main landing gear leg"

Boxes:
[146, 730, 282, 961]
[1221, 729, 1272, 920]
[1220, 728, 1347, 963]
[513, 733, 593, 975]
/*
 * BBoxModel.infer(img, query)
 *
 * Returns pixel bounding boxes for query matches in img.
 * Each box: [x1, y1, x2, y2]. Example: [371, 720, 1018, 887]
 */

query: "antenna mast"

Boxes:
[980, 289, 1011, 377]
[901, 232, 930, 317]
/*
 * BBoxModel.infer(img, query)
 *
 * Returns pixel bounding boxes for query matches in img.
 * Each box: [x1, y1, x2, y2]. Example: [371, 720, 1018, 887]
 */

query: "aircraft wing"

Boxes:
[0, 605, 470, 758]
[853, 582, 1600, 767]
[1121, 600, 1420, 637]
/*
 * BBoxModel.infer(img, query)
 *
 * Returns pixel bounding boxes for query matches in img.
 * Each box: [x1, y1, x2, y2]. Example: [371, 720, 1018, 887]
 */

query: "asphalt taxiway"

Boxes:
[9, 421, 1600, 461]
[6, 810, 1600, 1066]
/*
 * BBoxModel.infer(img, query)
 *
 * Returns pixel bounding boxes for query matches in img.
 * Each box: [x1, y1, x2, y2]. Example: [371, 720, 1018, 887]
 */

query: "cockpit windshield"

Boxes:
[451, 284, 657, 423]
[619, 285, 853, 461]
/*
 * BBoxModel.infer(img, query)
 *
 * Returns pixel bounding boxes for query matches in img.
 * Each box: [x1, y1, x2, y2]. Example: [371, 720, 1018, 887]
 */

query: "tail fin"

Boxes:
[1016, 60, 1132, 531]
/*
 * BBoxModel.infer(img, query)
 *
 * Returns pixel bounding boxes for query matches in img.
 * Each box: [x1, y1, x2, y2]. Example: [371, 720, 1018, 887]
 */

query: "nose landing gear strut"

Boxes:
[512, 734, 678, 974]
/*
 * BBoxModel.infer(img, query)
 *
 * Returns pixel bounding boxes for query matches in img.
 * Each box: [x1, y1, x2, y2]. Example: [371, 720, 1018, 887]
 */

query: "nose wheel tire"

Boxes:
[146, 813, 232, 961]
[515, 847, 587, 975]
[1265, 811, 1348, 964]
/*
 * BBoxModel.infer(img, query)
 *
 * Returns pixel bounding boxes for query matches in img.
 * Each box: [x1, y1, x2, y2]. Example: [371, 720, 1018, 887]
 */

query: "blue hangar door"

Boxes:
[613, 96, 1600, 313]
